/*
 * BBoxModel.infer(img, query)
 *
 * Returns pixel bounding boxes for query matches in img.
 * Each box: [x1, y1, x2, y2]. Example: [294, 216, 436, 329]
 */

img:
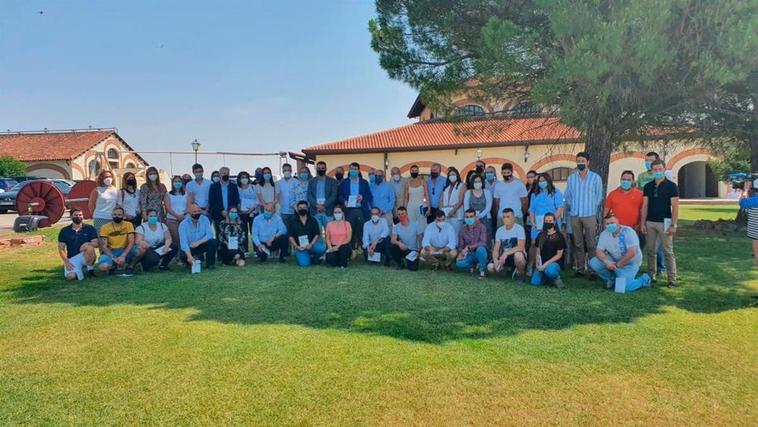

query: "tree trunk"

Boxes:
[584, 124, 614, 195]
[751, 134, 758, 173]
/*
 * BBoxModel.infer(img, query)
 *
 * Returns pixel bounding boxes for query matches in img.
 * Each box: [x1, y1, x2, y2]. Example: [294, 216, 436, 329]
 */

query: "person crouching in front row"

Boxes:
[589, 211, 652, 292]
[134, 209, 177, 271]
[218, 206, 247, 267]
[178, 203, 218, 271]
[530, 212, 566, 288]
[488, 208, 527, 282]
[58, 208, 98, 280]
[389, 206, 423, 271]
[420, 210, 458, 270]
[454, 209, 489, 279]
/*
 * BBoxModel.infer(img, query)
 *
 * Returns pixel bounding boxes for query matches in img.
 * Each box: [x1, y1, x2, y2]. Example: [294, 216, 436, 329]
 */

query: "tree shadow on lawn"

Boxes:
[8, 231, 757, 344]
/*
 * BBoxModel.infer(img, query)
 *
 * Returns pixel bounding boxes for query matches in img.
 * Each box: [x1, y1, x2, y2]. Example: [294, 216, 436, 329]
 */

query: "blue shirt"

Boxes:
[349, 178, 359, 196]
[426, 176, 446, 208]
[392, 221, 422, 251]
[178, 215, 214, 252]
[252, 214, 288, 246]
[529, 189, 564, 218]
[369, 182, 396, 214]
[220, 183, 229, 210]
[564, 170, 603, 217]
[316, 178, 326, 201]
[362, 218, 390, 248]
[276, 178, 299, 215]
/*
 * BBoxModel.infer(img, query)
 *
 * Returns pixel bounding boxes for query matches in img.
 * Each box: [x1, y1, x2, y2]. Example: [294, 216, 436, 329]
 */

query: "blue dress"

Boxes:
[528, 189, 564, 240]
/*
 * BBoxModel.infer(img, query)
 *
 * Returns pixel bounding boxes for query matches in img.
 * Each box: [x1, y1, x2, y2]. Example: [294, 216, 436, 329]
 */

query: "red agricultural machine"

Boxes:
[13, 180, 97, 232]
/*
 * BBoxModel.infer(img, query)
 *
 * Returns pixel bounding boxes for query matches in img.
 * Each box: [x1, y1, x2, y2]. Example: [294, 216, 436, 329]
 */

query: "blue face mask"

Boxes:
[349, 170, 359, 178]
[620, 180, 633, 190]
[173, 182, 183, 190]
[369, 175, 375, 184]
[464, 217, 475, 226]
[485, 172, 495, 181]
[148, 216, 159, 224]
[606, 223, 619, 233]
[374, 176, 383, 184]
[263, 211, 273, 219]
[538, 181, 548, 190]
[229, 212, 239, 221]
[299, 172, 309, 181]
[645, 160, 653, 171]
[654, 171, 665, 180]
[263, 173, 272, 181]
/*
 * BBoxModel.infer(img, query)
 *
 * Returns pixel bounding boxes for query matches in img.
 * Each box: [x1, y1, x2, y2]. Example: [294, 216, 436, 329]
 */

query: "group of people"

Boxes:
[57, 151, 680, 292]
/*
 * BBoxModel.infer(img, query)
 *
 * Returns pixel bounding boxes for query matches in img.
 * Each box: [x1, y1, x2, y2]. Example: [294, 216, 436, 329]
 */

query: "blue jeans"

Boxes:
[531, 263, 562, 286]
[98, 246, 139, 267]
[294, 240, 327, 267]
[314, 213, 333, 230]
[589, 257, 646, 292]
[454, 246, 488, 274]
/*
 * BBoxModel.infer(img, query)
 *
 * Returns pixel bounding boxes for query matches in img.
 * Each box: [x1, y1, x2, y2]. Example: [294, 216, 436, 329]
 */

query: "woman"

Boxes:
[140, 166, 167, 220]
[181, 174, 193, 186]
[88, 170, 119, 233]
[463, 174, 494, 242]
[218, 206, 247, 267]
[135, 209, 176, 271]
[211, 170, 221, 184]
[441, 167, 465, 236]
[255, 166, 278, 212]
[118, 172, 141, 228]
[740, 179, 758, 267]
[403, 165, 430, 229]
[237, 171, 259, 253]
[530, 213, 566, 288]
[528, 173, 564, 273]
[523, 170, 538, 248]
[163, 175, 187, 252]
[325, 205, 353, 268]
[294, 166, 310, 205]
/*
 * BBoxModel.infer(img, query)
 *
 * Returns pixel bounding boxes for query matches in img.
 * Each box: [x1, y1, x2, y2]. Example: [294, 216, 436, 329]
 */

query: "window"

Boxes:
[88, 160, 101, 176]
[109, 161, 119, 170]
[125, 162, 135, 169]
[546, 167, 571, 182]
[511, 101, 540, 116]
[107, 148, 119, 159]
[462, 104, 485, 117]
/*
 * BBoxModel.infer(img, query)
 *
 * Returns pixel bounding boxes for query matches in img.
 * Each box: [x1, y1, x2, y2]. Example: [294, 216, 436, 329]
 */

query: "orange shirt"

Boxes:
[326, 220, 352, 247]
[605, 187, 643, 227]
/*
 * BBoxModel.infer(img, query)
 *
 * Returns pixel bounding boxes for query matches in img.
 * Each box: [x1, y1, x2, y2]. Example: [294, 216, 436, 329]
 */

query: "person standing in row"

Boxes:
[493, 163, 528, 227]
[333, 166, 345, 182]
[389, 166, 406, 219]
[389, 206, 422, 270]
[89, 170, 119, 234]
[118, 172, 141, 229]
[325, 205, 353, 268]
[636, 152, 666, 275]
[140, 166, 167, 221]
[528, 173, 564, 274]
[209, 166, 240, 234]
[563, 152, 603, 275]
[404, 164, 429, 230]
[186, 163, 212, 217]
[604, 171, 644, 250]
[307, 161, 338, 229]
[236, 170, 259, 253]
[338, 163, 372, 252]
[466, 160, 485, 189]
[426, 163, 446, 224]
[255, 167, 278, 211]
[739, 179, 758, 267]
[369, 169, 395, 228]
[164, 175, 187, 253]
[441, 167, 465, 236]
[464, 174, 494, 242]
[277, 163, 299, 225]
[640, 159, 679, 288]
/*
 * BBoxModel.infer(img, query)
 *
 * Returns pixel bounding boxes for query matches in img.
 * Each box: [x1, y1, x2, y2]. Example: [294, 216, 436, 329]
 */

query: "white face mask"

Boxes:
[392, 174, 401, 182]
[448, 175, 457, 183]
[371, 214, 380, 223]
[239, 178, 249, 185]
[212, 177, 220, 183]
[474, 182, 483, 190]
[103, 177, 113, 186]
[148, 174, 158, 182]
[283, 171, 292, 179]
[334, 212, 343, 221]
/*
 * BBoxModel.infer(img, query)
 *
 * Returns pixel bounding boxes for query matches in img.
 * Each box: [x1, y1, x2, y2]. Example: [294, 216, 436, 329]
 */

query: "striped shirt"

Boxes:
[563, 170, 603, 218]
[740, 195, 758, 239]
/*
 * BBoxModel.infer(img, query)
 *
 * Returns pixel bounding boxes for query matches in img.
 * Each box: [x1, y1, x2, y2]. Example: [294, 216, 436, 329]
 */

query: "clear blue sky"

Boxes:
[0, 0, 417, 174]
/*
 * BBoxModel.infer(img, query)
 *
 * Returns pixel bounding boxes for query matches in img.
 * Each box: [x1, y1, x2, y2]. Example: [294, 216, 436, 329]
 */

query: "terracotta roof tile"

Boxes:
[0, 131, 115, 161]
[303, 117, 583, 154]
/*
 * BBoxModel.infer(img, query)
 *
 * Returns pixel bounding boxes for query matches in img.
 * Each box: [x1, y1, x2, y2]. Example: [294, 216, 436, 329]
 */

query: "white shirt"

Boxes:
[166, 192, 187, 220]
[186, 179, 212, 209]
[94, 186, 119, 219]
[422, 221, 457, 250]
[493, 178, 527, 218]
[362, 218, 390, 248]
[597, 225, 642, 264]
[495, 223, 526, 253]
[117, 189, 140, 217]
[136, 222, 168, 247]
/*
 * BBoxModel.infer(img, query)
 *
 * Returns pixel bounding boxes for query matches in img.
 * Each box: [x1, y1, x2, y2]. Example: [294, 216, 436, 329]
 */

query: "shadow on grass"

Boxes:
[6, 230, 757, 344]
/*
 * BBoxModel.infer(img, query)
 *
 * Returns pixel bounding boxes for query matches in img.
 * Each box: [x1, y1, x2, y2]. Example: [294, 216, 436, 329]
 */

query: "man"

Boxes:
[493, 163, 528, 226]
[369, 169, 396, 227]
[589, 211, 652, 292]
[488, 208, 527, 282]
[208, 166, 240, 232]
[466, 160, 486, 189]
[641, 159, 679, 287]
[604, 170, 644, 229]
[252, 203, 289, 262]
[389, 206, 423, 270]
[484, 165, 498, 192]
[425, 163, 446, 223]
[179, 203, 218, 270]
[637, 152, 660, 189]
[334, 166, 345, 182]
[186, 163, 212, 216]
[563, 151, 603, 274]
[276, 163, 300, 225]
[97, 207, 140, 275]
[58, 208, 98, 280]
[389, 166, 406, 217]
[455, 209, 489, 279]
[337, 162, 372, 250]
[307, 161, 338, 229]
[288, 200, 326, 266]
[420, 210, 458, 270]
[362, 207, 390, 265]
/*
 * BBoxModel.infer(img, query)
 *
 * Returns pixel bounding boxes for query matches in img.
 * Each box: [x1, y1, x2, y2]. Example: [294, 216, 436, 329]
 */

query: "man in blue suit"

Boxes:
[208, 166, 241, 234]
[337, 162, 373, 251]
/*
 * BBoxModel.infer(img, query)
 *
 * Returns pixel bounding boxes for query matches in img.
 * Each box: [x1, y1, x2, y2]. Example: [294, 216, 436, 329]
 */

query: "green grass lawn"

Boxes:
[1, 205, 755, 425]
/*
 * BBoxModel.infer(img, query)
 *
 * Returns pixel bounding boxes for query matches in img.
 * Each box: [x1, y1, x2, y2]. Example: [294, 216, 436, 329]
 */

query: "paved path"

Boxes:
[0, 213, 70, 235]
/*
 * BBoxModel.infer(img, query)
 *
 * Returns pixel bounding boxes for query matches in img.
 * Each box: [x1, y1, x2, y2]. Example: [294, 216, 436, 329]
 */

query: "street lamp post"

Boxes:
[191, 139, 201, 163]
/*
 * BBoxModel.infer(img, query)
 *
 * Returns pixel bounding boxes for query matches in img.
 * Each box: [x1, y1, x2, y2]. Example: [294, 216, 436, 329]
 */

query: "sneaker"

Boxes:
[640, 273, 652, 288]
[469, 267, 475, 274]
[605, 280, 614, 290]
[122, 268, 135, 277]
[515, 275, 525, 284]
[87, 269, 96, 278]
[667, 281, 676, 288]
[574, 269, 585, 277]
[479, 271, 486, 280]
[158, 265, 169, 271]
[554, 277, 565, 288]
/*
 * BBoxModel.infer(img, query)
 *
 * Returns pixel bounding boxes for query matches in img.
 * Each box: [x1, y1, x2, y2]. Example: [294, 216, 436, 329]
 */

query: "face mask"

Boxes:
[349, 170, 359, 178]
[654, 171, 665, 180]
[299, 172, 309, 181]
[620, 180, 633, 190]
[148, 174, 158, 182]
[263, 174, 272, 181]
[538, 181, 548, 190]
[576, 163, 587, 171]
[239, 178, 249, 185]
[317, 169, 326, 177]
[297, 208, 308, 216]
[486, 172, 495, 181]
[191, 213, 201, 220]
[194, 172, 203, 180]
[464, 217, 475, 226]
[212, 177, 220, 183]
[263, 211, 273, 219]
[392, 174, 401, 182]
[544, 223, 555, 231]
[448, 175, 458, 183]
[334, 212, 343, 221]
[502, 174, 512, 181]
[475, 166, 483, 174]
[369, 215, 379, 223]
[436, 221, 445, 230]
[606, 223, 619, 233]
[126, 178, 136, 186]
[283, 171, 292, 179]
[229, 212, 239, 221]
[374, 176, 383, 184]
[369, 175, 375, 184]
[255, 172, 264, 181]
[221, 175, 229, 182]
[103, 178, 113, 186]
[173, 182, 183, 190]
[71, 216, 83, 225]
[430, 172, 439, 179]
[410, 172, 419, 178]
[474, 182, 483, 190]
[335, 173, 344, 180]
[645, 160, 653, 171]
[148, 216, 159, 224]
[112, 216, 123, 223]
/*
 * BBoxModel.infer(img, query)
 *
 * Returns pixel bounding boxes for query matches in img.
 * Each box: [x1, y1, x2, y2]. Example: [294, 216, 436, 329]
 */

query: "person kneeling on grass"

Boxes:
[179, 203, 218, 271]
[135, 209, 177, 271]
[455, 209, 489, 279]
[252, 203, 289, 263]
[58, 208, 98, 280]
[325, 205, 353, 268]
[488, 208, 527, 282]
[218, 206, 247, 267]
[420, 210, 458, 270]
[288, 200, 326, 267]
[97, 207, 140, 276]
[362, 207, 390, 265]
[589, 211, 651, 292]
[531, 213, 566, 288]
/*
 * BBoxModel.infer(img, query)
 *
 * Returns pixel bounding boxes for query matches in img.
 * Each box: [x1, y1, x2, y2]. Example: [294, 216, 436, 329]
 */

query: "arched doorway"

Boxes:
[677, 161, 718, 198]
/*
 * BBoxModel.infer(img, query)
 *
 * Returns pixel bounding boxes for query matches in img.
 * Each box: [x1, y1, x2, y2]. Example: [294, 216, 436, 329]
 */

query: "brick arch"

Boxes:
[667, 148, 718, 171]
[611, 151, 646, 162]
[27, 163, 71, 179]
[122, 153, 144, 168]
[461, 157, 526, 179]
[397, 161, 449, 175]
[327, 163, 376, 177]
[71, 163, 86, 180]
[529, 154, 576, 172]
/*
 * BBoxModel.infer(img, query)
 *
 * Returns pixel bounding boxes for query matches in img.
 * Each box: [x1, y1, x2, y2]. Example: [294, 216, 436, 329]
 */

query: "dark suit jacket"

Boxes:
[307, 176, 338, 216]
[209, 182, 241, 222]
[337, 178, 373, 216]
